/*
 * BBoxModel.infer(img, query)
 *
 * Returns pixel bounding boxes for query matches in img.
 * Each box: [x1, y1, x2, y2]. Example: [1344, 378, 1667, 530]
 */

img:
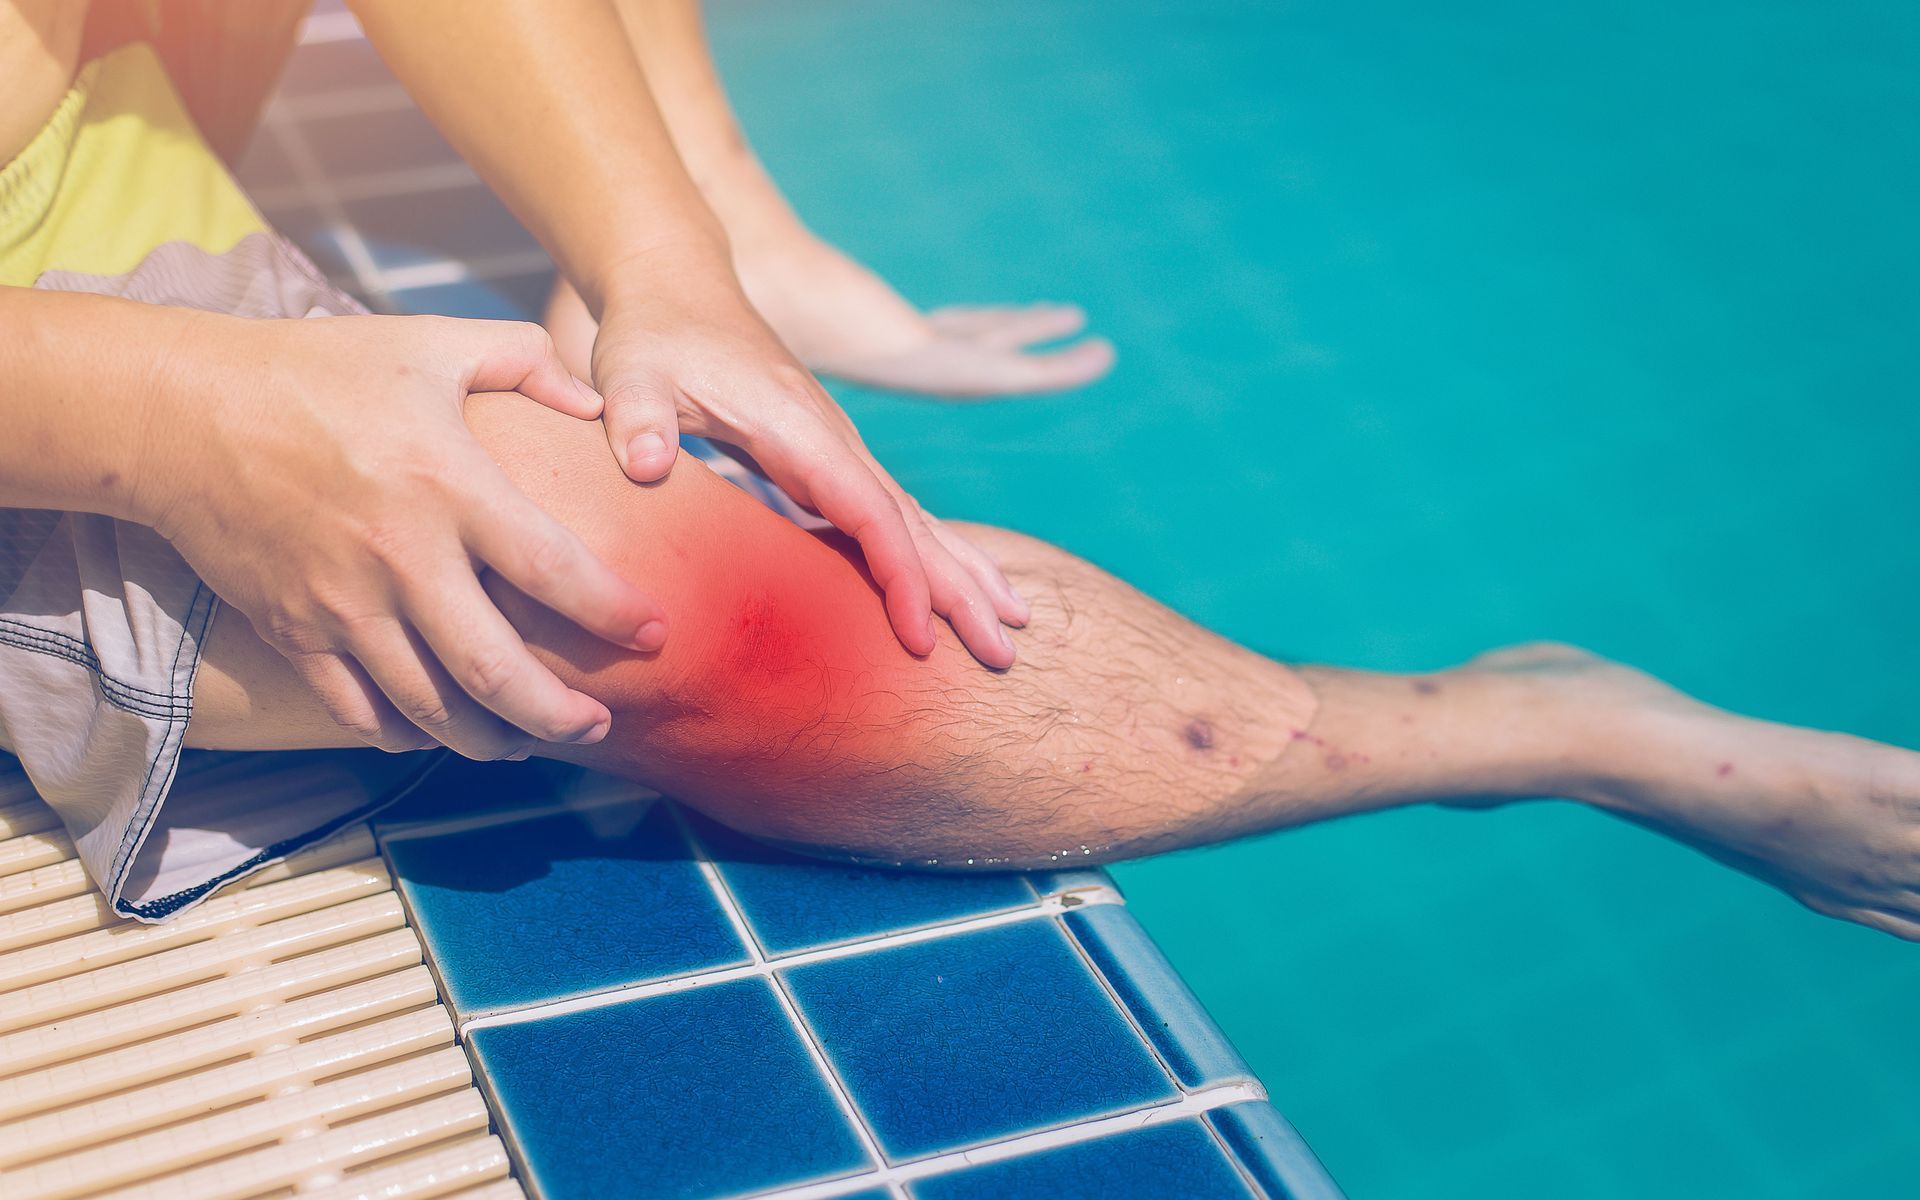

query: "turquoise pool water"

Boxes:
[712, 1, 1920, 1195]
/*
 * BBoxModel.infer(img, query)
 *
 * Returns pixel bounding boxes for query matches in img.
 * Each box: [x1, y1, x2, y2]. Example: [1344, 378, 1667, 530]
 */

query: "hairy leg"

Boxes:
[190, 395, 1920, 937]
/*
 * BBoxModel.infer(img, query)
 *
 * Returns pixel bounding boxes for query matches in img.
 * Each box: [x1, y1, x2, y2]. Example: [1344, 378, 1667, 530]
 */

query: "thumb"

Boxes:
[599, 370, 683, 483]
[457, 319, 602, 420]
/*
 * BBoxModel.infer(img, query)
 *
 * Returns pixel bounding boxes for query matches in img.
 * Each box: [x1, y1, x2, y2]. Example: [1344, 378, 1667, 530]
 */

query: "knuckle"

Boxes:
[520, 531, 574, 589]
[510, 320, 555, 357]
[466, 735, 536, 764]
[768, 363, 816, 398]
[403, 697, 455, 732]
[328, 703, 415, 752]
[460, 647, 523, 703]
[261, 609, 319, 652]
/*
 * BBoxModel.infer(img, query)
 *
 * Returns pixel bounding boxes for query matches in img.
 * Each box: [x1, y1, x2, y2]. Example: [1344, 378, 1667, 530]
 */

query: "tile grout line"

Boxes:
[377, 786, 662, 844]
[737, 1082, 1268, 1200]
[377, 249, 554, 293]
[260, 105, 391, 305]
[457, 883, 1122, 1035]
[250, 161, 480, 212]
[671, 807, 897, 1188]
[1052, 906, 1270, 1195]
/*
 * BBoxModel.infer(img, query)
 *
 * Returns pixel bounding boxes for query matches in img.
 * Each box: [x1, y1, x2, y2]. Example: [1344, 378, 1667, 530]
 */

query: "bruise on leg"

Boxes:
[466, 391, 1321, 868]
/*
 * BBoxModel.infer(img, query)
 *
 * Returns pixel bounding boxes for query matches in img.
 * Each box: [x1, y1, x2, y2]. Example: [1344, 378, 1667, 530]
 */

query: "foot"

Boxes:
[1468, 643, 1920, 940]
[729, 228, 1115, 397]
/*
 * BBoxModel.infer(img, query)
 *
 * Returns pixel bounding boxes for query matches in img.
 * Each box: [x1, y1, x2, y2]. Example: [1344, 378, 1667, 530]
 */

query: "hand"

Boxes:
[732, 231, 1117, 398]
[138, 314, 665, 759]
[586, 245, 1030, 668]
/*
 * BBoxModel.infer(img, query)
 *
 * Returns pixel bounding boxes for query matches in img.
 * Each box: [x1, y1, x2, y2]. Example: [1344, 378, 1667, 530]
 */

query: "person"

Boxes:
[538, 0, 1117, 397]
[5, 3, 1919, 941]
[185, 392, 1920, 941]
[2, 0, 1042, 796]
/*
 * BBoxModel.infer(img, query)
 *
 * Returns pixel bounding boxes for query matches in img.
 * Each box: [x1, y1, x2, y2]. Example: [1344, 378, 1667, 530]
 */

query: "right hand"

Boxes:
[137, 313, 665, 759]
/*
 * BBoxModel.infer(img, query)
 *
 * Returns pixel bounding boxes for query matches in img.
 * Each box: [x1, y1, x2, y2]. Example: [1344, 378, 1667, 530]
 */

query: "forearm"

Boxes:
[348, 0, 731, 313]
[609, 0, 787, 220]
[0, 287, 223, 521]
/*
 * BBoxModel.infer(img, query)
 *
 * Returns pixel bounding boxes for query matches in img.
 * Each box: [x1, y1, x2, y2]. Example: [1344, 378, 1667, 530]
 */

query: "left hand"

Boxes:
[586, 245, 1030, 669]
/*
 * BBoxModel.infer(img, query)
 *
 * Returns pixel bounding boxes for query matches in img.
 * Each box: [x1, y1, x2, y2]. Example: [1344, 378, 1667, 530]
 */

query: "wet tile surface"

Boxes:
[268, 7, 1343, 1194]
[783, 918, 1178, 1159]
[1066, 904, 1255, 1089]
[344, 187, 542, 271]
[909, 1120, 1255, 1199]
[1207, 1102, 1346, 1200]
[385, 796, 748, 1016]
[470, 978, 872, 1199]
[693, 815, 1040, 956]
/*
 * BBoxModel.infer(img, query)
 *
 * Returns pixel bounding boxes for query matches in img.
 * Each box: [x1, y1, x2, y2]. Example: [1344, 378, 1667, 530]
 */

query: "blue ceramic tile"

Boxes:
[389, 278, 533, 322]
[1206, 1103, 1345, 1200]
[470, 978, 871, 1199]
[300, 107, 461, 178]
[371, 757, 607, 831]
[1066, 905, 1253, 1089]
[346, 187, 542, 270]
[1025, 867, 1119, 898]
[784, 918, 1177, 1160]
[693, 815, 1038, 955]
[255, 206, 354, 279]
[385, 796, 747, 1014]
[909, 1120, 1253, 1199]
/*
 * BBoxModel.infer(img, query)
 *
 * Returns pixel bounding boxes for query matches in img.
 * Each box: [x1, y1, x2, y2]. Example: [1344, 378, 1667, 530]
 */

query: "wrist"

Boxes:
[578, 230, 739, 320]
[124, 308, 258, 531]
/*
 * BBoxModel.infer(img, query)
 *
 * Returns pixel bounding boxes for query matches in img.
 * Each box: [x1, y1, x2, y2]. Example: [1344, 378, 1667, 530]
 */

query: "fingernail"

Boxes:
[575, 716, 612, 745]
[574, 376, 602, 408]
[1006, 587, 1032, 625]
[633, 618, 668, 651]
[925, 617, 939, 649]
[997, 626, 1015, 657]
[627, 433, 670, 473]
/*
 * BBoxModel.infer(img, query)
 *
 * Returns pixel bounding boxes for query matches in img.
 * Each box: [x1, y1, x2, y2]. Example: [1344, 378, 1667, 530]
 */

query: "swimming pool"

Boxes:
[709, 0, 1920, 1195]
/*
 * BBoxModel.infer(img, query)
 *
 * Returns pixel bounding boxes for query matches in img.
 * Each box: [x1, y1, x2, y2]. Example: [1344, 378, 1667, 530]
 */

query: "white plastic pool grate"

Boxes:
[0, 765, 525, 1200]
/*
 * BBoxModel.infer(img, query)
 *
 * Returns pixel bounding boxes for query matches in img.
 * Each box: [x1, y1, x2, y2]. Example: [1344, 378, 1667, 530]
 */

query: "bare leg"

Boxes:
[190, 395, 1920, 939]
[542, 0, 1115, 396]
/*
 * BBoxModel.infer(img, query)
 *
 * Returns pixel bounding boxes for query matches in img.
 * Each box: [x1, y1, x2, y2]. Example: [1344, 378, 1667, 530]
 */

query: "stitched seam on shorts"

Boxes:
[0, 618, 189, 700]
[0, 624, 192, 720]
[118, 751, 449, 921]
[108, 583, 214, 897]
[0, 618, 194, 708]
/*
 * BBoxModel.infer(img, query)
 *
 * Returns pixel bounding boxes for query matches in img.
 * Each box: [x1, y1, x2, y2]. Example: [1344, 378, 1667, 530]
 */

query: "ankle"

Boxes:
[1428, 664, 1633, 809]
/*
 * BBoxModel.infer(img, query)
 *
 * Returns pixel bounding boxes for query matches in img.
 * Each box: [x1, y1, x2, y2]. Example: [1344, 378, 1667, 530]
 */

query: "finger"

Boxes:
[832, 337, 1116, 399]
[284, 649, 434, 753]
[928, 303, 1089, 348]
[1834, 905, 1920, 942]
[925, 513, 1030, 627]
[766, 421, 936, 656]
[451, 318, 604, 420]
[842, 444, 1018, 664]
[599, 368, 682, 482]
[346, 616, 533, 760]
[460, 461, 668, 652]
[918, 524, 1015, 669]
[406, 568, 613, 746]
